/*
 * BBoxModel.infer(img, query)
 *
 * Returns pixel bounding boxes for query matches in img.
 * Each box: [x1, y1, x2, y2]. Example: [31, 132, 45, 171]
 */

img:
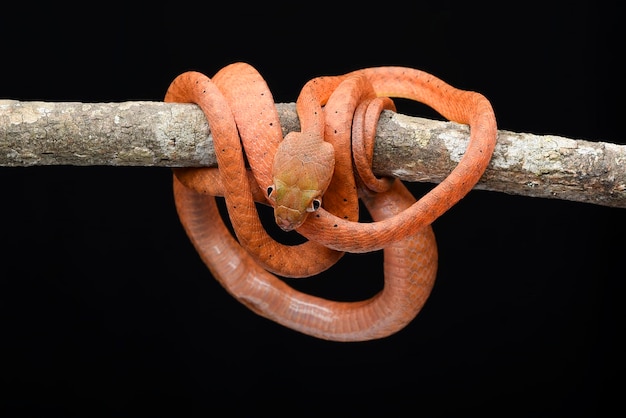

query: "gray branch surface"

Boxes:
[1, 100, 625, 208]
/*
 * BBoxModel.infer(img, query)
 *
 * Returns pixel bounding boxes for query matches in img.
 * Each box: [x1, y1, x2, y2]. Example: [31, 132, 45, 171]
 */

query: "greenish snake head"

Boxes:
[267, 179, 323, 231]
[267, 132, 335, 232]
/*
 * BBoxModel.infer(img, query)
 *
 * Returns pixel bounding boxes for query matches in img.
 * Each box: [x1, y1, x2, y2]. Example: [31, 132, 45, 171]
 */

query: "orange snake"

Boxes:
[165, 62, 496, 341]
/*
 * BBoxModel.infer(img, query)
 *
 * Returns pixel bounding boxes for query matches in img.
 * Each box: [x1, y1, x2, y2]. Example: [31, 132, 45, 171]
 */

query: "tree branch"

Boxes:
[1, 99, 624, 208]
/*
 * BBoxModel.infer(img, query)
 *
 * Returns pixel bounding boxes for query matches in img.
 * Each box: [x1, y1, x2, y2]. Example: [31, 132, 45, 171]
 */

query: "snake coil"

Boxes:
[165, 62, 496, 341]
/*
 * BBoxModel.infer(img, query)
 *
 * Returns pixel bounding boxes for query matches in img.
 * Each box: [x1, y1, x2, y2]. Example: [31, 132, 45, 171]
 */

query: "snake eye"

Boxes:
[307, 198, 322, 213]
[267, 185, 278, 203]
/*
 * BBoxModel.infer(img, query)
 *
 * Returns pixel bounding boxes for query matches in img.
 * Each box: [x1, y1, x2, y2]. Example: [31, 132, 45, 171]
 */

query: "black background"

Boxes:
[1, 3, 623, 416]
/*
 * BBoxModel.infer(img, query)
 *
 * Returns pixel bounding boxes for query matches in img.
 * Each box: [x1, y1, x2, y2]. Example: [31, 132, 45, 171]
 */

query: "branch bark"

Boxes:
[1, 99, 625, 208]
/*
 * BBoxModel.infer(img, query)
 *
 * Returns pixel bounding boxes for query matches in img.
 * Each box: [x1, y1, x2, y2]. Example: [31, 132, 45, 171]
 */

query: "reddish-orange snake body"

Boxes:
[165, 62, 496, 341]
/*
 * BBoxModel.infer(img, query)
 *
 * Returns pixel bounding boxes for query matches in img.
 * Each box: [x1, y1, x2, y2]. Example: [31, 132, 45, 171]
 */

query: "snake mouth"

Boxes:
[274, 206, 307, 232]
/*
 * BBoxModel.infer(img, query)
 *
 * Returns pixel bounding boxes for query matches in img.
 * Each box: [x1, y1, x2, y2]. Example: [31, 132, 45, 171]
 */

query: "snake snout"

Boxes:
[276, 218, 297, 232]
[274, 206, 306, 232]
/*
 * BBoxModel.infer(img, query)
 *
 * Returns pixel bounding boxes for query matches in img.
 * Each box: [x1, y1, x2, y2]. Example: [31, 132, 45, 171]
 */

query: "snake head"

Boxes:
[267, 132, 334, 232]
[267, 180, 323, 231]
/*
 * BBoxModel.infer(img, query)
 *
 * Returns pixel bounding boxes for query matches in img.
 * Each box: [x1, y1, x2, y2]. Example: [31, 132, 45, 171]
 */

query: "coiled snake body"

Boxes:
[165, 62, 496, 341]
